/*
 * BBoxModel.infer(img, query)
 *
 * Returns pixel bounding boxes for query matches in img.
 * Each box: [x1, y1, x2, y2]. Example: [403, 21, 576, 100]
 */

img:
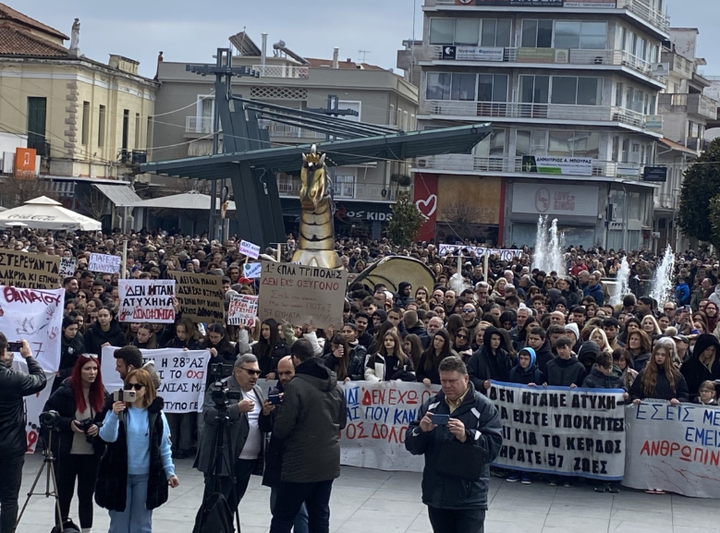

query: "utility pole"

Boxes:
[186, 49, 258, 241]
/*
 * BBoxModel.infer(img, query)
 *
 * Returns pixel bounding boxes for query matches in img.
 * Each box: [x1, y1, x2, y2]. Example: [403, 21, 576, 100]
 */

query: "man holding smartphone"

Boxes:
[0, 337, 47, 533]
[406, 356, 502, 533]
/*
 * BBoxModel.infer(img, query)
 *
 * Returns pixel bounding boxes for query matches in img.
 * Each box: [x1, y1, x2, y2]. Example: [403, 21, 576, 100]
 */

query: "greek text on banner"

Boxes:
[489, 381, 626, 480]
[102, 346, 211, 413]
[118, 279, 176, 323]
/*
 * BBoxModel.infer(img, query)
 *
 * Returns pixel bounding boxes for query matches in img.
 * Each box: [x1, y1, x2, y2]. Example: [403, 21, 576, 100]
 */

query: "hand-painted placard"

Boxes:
[227, 294, 258, 326]
[168, 271, 224, 323]
[118, 279, 176, 323]
[88, 253, 121, 274]
[59, 257, 77, 278]
[0, 250, 60, 289]
[239, 240, 260, 260]
[243, 262, 262, 279]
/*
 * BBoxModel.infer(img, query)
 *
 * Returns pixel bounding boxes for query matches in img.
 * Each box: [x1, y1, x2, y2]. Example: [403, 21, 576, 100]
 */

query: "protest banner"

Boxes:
[168, 271, 224, 323]
[58, 257, 77, 278]
[2, 285, 65, 372]
[623, 401, 720, 498]
[340, 381, 441, 472]
[102, 346, 211, 413]
[438, 244, 523, 263]
[21, 370, 55, 453]
[88, 253, 121, 274]
[227, 294, 258, 326]
[118, 279, 176, 323]
[258, 261, 348, 330]
[489, 381, 626, 480]
[0, 250, 60, 289]
[239, 239, 260, 259]
[243, 262, 262, 279]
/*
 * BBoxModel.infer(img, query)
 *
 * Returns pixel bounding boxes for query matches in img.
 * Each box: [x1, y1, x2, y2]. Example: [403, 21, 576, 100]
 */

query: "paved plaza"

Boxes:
[14, 454, 718, 533]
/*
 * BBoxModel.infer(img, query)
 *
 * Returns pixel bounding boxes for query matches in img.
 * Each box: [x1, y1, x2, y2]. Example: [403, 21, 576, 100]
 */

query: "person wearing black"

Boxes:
[43, 354, 107, 531]
[405, 356, 502, 533]
[253, 318, 290, 379]
[324, 333, 365, 382]
[353, 312, 373, 349]
[467, 326, 515, 394]
[55, 316, 85, 392]
[269, 339, 346, 533]
[0, 337, 47, 533]
[680, 333, 720, 401]
[417, 329, 455, 386]
[83, 306, 125, 357]
[201, 323, 236, 387]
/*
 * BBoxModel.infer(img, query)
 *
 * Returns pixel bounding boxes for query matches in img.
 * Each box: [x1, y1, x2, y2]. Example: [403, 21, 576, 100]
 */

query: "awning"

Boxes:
[123, 191, 236, 211]
[93, 184, 142, 207]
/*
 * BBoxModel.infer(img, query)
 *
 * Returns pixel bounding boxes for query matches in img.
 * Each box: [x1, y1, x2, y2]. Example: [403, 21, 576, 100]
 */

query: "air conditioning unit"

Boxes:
[131, 150, 147, 164]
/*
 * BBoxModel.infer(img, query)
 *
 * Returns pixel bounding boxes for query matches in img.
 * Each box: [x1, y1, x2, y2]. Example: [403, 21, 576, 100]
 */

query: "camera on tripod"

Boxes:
[40, 410, 60, 431]
[209, 362, 242, 407]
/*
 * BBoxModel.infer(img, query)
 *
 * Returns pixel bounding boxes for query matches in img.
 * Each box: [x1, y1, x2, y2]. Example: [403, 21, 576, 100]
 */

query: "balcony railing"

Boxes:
[659, 93, 718, 120]
[656, 193, 677, 210]
[251, 65, 309, 79]
[185, 116, 215, 134]
[414, 154, 644, 180]
[277, 180, 398, 202]
[422, 100, 648, 128]
[427, 46, 661, 80]
[434, 0, 669, 33]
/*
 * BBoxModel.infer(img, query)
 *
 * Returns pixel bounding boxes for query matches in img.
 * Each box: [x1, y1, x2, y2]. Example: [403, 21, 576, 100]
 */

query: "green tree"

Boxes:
[678, 138, 720, 244]
[387, 192, 424, 247]
[708, 194, 720, 248]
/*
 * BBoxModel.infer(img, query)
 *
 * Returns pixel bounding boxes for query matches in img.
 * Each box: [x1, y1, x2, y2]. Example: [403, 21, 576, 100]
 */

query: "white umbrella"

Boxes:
[0, 196, 102, 231]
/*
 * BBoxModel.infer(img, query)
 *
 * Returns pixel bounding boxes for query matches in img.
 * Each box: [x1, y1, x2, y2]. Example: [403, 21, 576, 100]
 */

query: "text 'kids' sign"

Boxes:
[258, 261, 348, 330]
[88, 253, 121, 274]
[0, 250, 60, 289]
[102, 346, 211, 413]
[168, 271, 224, 324]
[340, 381, 440, 472]
[118, 279, 176, 323]
[489, 382, 626, 480]
[623, 401, 720, 498]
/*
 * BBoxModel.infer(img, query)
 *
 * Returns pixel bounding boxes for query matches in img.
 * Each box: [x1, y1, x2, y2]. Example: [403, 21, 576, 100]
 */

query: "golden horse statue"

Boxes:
[292, 147, 343, 269]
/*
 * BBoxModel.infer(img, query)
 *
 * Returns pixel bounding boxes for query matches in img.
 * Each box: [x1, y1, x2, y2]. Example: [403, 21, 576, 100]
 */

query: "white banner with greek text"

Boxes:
[623, 401, 720, 498]
[118, 279, 176, 324]
[102, 347, 211, 413]
[227, 295, 258, 326]
[438, 245, 523, 262]
[489, 381, 626, 480]
[88, 253, 121, 274]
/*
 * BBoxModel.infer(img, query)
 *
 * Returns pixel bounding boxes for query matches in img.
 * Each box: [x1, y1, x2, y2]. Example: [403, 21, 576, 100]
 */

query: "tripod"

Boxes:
[16, 430, 69, 532]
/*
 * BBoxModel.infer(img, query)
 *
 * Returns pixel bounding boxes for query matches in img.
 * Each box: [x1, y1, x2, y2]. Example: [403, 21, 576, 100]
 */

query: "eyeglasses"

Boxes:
[84, 353, 98, 360]
[462, 308, 475, 313]
[124, 383, 144, 391]
[456, 334, 468, 340]
[242, 368, 261, 376]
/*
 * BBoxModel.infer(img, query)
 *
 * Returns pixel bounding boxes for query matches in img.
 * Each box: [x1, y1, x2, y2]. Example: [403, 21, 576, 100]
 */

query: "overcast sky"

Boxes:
[20, 0, 720, 79]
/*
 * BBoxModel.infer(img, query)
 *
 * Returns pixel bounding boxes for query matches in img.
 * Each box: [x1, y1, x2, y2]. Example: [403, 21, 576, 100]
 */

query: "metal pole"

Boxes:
[483, 252, 489, 283]
[621, 183, 629, 252]
[209, 49, 223, 241]
[121, 240, 128, 280]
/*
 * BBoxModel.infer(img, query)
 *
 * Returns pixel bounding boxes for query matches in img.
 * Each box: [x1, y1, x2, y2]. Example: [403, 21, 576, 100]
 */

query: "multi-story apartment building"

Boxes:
[0, 4, 156, 188]
[409, 0, 669, 249]
[654, 28, 718, 251]
[151, 32, 419, 239]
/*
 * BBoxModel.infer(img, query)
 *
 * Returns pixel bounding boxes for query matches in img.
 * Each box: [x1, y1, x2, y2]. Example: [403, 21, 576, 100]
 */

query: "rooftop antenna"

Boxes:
[358, 49, 371, 62]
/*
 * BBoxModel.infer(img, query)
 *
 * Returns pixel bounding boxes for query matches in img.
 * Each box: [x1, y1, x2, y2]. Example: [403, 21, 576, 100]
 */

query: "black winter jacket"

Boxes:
[534, 340, 555, 376]
[630, 367, 690, 402]
[84, 320, 126, 357]
[95, 397, 169, 512]
[405, 325, 431, 349]
[405, 382, 502, 510]
[582, 367, 625, 390]
[508, 363, 544, 385]
[56, 336, 85, 391]
[259, 382, 286, 488]
[272, 358, 346, 483]
[0, 357, 47, 457]
[324, 343, 367, 381]
[253, 341, 291, 378]
[680, 334, 720, 401]
[43, 379, 107, 458]
[545, 355, 587, 387]
[467, 328, 515, 392]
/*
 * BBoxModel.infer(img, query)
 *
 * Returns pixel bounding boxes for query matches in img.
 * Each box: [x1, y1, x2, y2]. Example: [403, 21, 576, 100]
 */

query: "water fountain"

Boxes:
[650, 245, 675, 306]
[533, 215, 548, 272]
[533, 215, 565, 276]
[548, 219, 566, 277]
[609, 256, 631, 306]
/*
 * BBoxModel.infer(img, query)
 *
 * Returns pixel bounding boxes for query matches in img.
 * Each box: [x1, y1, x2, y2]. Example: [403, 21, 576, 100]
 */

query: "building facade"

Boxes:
[409, 0, 669, 249]
[151, 33, 419, 239]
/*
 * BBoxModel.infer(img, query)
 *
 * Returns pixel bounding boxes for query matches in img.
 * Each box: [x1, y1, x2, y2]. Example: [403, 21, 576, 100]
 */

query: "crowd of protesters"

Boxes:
[2, 227, 720, 531]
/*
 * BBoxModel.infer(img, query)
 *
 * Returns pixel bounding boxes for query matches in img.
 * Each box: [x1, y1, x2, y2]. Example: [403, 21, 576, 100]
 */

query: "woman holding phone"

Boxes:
[96, 368, 179, 532]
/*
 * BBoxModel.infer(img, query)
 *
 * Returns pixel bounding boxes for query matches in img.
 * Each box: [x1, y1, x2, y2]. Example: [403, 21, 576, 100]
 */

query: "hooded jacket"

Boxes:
[84, 319, 126, 357]
[681, 334, 720, 401]
[534, 339, 555, 376]
[545, 353, 586, 387]
[272, 358, 346, 483]
[467, 327, 514, 392]
[578, 341, 601, 370]
[395, 282, 413, 308]
[55, 334, 86, 392]
[582, 366, 625, 390]
[583, 282, 605, 306]
[508, 347, 544, 385]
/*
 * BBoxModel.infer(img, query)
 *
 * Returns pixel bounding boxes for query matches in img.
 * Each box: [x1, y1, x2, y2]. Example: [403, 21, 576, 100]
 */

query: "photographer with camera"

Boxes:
[0, 337, 47, 533]
[195, 353, 266, 512]
[43, 354, 108, 532]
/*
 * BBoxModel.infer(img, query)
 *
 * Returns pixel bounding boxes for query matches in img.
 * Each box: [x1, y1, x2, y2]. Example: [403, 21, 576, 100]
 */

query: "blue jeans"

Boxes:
[270, 486, 309, 533]
[270, 480, 333, 533]
[108, 474, 153, 533]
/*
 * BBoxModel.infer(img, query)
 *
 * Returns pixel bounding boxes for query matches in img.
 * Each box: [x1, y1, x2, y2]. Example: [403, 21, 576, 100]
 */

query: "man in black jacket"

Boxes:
[269, 339, 346, 533]
[0, 337, 47, 533]
[406, 356, 502, 533]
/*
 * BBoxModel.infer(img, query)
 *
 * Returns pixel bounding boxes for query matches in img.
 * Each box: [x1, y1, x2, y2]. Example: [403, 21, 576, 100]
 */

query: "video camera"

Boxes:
[39, 410, 60, 431]
[209, 362, 242, 408]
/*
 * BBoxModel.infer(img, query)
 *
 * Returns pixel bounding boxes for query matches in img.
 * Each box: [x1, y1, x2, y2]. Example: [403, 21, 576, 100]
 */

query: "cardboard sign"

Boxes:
[118, 279, 176, 323]
[489, 381, 626, 480]
[59, 257, 77, 278]
[102, 346, 212, 413]
[0, 250, 60, 289]
[623, 401, 720, 498]
[243, 262, 262, 279]
[239, 239, 260, 259]
[168, 271, 224, 323]
[88, 253, 121, 274]
[227, 294, 258, 326]
[258, 261, 347, 330]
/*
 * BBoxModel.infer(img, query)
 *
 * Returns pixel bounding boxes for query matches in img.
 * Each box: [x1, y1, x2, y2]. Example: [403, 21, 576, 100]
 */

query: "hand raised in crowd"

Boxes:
[333, 344, 344, 359]
[112, 401, 126, 415]
[448, 418, 467, 443]
[303, 322, 315, 334]
[670, 398, 680, 406]
[19, 339, 32, 359]
[262, 399, 275, 416]
[237, 398, 255, 413]
[422, 378, 432, 387]
[209, 347, 218, 357]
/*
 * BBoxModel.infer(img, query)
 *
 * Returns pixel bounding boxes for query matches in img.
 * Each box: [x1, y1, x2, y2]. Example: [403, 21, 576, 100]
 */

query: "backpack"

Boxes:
[193, 492, 235, 533]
